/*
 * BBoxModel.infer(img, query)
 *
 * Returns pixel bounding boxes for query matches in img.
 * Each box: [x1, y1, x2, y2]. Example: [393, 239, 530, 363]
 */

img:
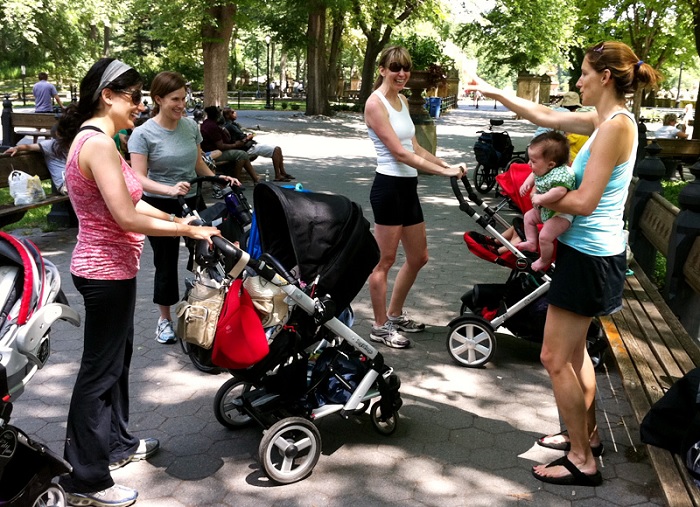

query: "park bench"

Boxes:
[646, 138, 700, 181]
[1, 98, 59, 147]
[600, 162, 700, 506]
[0, 151, 74, 228]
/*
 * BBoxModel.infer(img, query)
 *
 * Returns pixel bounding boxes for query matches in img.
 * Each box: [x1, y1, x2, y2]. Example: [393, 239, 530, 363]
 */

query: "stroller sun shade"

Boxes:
[495, 163, 534, 215]
[253, 183, 379, 314]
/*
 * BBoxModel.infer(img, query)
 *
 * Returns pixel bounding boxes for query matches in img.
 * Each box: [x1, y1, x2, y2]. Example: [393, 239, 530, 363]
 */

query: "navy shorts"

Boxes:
[370, 173, 424, 227]
[547, 241, 627, 317]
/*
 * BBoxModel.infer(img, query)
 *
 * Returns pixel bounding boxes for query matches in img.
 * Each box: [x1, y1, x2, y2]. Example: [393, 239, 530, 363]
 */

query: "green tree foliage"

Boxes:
[455, 0, 578, 75]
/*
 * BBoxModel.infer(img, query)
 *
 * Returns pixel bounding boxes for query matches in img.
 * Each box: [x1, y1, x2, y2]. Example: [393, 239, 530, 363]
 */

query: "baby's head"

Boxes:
[528, 131, 570, 176]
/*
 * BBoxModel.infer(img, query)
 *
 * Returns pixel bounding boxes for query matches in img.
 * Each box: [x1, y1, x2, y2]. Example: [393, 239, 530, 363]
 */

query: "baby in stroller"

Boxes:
[517, 132, 576, 272]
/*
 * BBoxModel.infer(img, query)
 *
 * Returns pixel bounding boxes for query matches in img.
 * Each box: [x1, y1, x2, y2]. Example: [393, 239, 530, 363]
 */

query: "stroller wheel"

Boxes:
[179, 339, 224, 375]
[446, 316, 496, 367]
[473, 164, 496, 194]
[370, 402, 399, 436]
[32, 484, 67, 507]
[258, 417, 322, 484]
[214, 377, 256, 429]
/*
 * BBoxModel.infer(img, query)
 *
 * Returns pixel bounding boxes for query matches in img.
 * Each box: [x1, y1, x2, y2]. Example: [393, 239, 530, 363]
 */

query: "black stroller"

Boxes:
[0, 232, 80, 506]
[445, 172, 607, 369]
[472, 119, 524, 194]
[185, 183, 402, 484]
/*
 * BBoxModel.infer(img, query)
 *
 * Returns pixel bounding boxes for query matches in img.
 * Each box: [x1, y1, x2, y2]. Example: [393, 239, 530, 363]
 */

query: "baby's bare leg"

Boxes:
[517, 208, 541, 253]
[532, 216, 571, 271]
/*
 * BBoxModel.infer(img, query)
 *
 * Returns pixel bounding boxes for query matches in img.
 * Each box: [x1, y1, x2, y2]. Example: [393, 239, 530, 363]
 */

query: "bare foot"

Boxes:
[517, 241, 536, 252]
[531, 258, 551, 272]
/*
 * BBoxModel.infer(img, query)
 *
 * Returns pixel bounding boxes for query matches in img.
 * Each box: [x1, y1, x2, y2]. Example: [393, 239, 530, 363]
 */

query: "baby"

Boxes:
[517, 131, 575, 272]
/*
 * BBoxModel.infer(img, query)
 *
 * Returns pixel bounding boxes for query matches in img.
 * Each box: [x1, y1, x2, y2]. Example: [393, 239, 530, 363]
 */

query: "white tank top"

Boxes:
[367, 90, 417, 177]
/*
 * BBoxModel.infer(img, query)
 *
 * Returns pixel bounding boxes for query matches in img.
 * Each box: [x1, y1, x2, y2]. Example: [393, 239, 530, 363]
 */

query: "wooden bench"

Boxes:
[646, 138, 700, 180]
[1, 103, 59, 147]
[601, 188, 700, 507]
[0, 151, 74, 228]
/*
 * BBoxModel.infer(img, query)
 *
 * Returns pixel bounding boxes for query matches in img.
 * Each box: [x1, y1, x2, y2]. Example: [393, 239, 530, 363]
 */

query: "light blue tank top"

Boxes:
[558, 110, 636, 256]
[367, 90, 417, 177]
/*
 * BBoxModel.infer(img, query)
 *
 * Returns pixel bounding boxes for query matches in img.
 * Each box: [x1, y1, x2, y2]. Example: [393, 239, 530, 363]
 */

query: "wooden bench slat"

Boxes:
[647, 448, 696, 507]
[674, 453, 700, 507]
[632, 259, 700, 367]
[625, 271, 696, 379]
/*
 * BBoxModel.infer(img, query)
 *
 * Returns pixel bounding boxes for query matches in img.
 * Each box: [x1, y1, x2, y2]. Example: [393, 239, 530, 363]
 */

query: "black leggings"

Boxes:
[62, 276, 140, 493]
[143, 195, 200, 306]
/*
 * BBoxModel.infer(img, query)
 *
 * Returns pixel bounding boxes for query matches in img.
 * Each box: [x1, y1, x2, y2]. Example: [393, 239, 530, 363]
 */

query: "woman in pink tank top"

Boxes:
[55, 58, 221, 507]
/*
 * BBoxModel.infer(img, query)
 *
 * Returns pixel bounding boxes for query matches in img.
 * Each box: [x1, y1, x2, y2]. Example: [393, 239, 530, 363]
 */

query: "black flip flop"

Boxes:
[536, 431, 605, 457]
[532, 456, 602, 487]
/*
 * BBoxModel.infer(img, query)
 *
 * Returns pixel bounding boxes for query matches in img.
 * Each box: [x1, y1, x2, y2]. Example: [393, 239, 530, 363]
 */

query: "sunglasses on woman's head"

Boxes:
[117, 89, 143, 105]
[387, 62, 412, 73]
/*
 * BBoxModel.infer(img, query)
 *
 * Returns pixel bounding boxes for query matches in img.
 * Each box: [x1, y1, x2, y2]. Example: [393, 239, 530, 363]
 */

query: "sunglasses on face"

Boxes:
[387, 62, 412, 73]
[117, 89, 143, 105]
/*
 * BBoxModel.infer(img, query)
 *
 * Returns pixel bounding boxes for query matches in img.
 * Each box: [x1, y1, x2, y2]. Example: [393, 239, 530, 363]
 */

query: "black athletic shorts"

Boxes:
[369, 173, 424, 226]
[547, 241, 627, 317]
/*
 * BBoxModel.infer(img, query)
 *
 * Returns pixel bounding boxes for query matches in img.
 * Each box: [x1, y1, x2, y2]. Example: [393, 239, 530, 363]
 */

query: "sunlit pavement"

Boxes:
[11, 102, 663, 506]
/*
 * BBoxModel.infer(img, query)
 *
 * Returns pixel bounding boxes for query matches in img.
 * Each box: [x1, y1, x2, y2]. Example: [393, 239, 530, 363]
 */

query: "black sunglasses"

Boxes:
[387, 62, 412, 73]
[117, 89, 143, 105]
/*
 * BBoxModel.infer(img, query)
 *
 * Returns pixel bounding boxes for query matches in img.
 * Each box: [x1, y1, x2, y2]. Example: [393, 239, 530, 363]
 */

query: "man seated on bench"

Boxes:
[200, 106, 260, 184]
[222, 107, 294, 181]
[655, 113, 688, 139]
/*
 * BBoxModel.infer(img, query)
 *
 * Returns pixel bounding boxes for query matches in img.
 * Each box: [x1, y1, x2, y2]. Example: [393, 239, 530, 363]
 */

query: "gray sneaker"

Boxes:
[387, 312, 425, 333]
[109, 437, 160, 471]
[370, 322, 411, 349]
[155, 318, 176, 344]
[66, 484, 138, 507]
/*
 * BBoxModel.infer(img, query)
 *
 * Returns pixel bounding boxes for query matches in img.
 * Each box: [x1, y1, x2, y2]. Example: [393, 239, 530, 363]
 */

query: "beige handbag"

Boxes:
[175, 277, 226, 349]
[242, 275, 288, 328]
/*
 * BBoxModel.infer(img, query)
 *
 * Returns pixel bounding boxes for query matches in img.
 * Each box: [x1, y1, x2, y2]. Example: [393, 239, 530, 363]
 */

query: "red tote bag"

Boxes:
[212, 279, 269, 369]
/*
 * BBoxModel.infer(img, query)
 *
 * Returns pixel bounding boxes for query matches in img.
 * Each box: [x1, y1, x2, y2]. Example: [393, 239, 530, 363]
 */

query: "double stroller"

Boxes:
[0, 231, 80, 506]
[183, 183, 403, 484]
[445, 164, 607, 368]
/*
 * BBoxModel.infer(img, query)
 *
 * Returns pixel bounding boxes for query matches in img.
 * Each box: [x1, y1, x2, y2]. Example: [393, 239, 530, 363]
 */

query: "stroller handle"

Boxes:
[450, 176, 477, 217]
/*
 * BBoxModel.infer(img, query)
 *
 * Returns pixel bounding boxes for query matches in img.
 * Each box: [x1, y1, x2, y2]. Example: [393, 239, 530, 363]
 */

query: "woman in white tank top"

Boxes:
[466, 41, 661, 487]
[364, 45, 466, 349]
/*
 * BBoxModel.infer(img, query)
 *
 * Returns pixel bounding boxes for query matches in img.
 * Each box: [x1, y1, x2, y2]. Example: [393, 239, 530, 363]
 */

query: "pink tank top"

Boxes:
[66, 131, 145, 280]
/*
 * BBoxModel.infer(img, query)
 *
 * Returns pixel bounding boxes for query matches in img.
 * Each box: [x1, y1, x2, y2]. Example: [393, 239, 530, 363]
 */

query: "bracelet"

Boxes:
[168, 213, 176, 222]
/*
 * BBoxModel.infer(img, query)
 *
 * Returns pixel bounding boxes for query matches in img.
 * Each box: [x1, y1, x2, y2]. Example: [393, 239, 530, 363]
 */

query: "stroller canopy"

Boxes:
[495, 163, 534, 215]
[253, 183, 379, 314]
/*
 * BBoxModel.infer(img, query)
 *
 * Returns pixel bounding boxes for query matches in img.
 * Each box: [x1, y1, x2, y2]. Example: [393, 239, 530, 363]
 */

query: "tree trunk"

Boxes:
[358, 31, 386, 105]
[201, 3, 236, 107]
[280, 51, 287, 97]
[327, 10, 344, 99]
[103, 25, 111, 57]
[306, 3, 331, 116]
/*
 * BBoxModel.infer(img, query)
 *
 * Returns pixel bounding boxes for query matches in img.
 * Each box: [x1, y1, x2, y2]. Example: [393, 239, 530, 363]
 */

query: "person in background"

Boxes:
[221, 107, 294, 181]
[365, 45, 465, 349]
[4, 125, 67, 194]
[655, 113, 689, 139]
[467, 40, 660, 487]
[200, 106, 260, 184]
[33, 72, 64, 112]
[129, 71, 238, 345]
[56, 58, 221, 507]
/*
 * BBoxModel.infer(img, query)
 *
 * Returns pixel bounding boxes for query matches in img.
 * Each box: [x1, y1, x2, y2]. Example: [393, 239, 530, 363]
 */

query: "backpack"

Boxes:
[473, 133, 500, 167]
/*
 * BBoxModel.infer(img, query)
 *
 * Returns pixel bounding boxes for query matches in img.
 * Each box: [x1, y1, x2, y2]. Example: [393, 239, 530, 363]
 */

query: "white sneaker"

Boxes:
[65, 484, 138, 507]
[387, 311, 425, 333]
[370, 322, 411, 349]
[155, 318, 176, 344]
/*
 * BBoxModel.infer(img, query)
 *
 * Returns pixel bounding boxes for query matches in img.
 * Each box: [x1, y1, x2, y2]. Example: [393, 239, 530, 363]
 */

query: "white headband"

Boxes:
[92, 60, 133, 101]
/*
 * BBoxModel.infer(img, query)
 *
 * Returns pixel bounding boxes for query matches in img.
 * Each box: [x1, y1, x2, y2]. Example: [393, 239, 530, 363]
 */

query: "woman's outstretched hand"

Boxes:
[463, 74, 500, 100]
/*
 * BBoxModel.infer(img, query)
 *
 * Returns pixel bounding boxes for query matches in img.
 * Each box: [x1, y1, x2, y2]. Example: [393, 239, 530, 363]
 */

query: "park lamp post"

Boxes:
[265, 35, 272, 109]
[20, 65, 26, 106]
[675, 62, 684, 108]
